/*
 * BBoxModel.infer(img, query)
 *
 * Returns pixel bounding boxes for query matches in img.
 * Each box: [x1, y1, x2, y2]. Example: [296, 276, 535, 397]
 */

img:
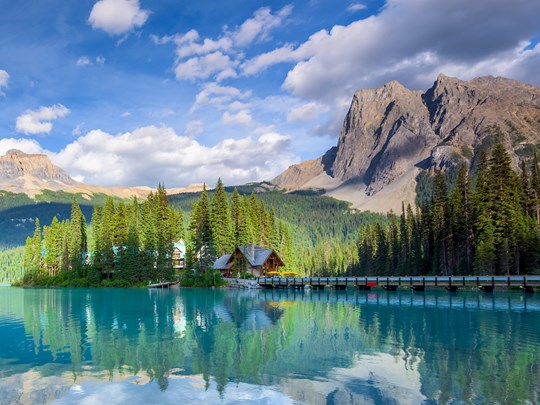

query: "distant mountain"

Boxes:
[272, 74, 540, 212]
[0, 149, 206, 247]
[0, 149, 204, 200]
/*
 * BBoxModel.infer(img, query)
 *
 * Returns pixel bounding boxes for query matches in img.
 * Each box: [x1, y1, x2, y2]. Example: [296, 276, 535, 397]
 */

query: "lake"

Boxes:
[0, 287, 538, 404]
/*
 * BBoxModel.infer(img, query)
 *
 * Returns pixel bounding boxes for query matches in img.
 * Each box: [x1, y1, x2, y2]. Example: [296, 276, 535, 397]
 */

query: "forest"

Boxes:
[10, 144, 540, 285]
[19, 180, 297, 286]
[358, 144, 540, 276]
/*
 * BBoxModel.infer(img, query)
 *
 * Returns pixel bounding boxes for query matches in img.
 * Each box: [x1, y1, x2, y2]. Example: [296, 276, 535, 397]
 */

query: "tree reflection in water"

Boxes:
[0, 288, 538, 404]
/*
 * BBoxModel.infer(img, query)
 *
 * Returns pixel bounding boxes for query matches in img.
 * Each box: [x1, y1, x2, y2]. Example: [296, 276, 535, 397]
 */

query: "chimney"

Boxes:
[248, 244, 255, 260]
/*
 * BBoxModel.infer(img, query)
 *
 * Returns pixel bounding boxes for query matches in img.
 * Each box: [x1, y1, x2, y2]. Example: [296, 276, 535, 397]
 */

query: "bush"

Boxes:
[179, 267, 226, 287]
[101, 279, 131, 288]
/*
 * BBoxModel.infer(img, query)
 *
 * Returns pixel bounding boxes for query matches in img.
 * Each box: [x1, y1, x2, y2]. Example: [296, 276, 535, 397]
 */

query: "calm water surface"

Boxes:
[0, 287, 538, 405]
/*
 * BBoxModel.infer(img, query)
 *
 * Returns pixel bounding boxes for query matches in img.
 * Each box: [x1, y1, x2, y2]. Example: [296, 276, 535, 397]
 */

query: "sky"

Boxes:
[0, 0, 539, 188]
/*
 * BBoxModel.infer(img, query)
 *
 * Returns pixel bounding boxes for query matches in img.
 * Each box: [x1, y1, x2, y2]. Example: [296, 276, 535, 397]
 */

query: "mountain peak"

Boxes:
[0, 150, 77, 196]
[273, 74, 540, 213]
[5, 149, 28, 157]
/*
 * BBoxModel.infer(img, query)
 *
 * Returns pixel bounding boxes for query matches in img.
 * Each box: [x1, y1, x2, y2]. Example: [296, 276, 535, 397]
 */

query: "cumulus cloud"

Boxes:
[0, 69, 9, 95]
[280, 0, 540, 102]
[232, 5, 293, 46]
[52, 125, 297, 187]
[16, 104, 71, 135]
[88, 0, 149, 35]
[221, 110, 253, 126]
[175, 52, 238, 81]
[0, 138, 46, 155]
[191, 82, 252, 112]
[154, 6, 292, 83]
[287, 102, 329, 123]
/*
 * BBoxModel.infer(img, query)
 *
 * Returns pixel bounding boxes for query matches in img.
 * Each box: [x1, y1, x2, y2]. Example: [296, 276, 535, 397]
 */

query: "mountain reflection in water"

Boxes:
[0, 288, 538, 405]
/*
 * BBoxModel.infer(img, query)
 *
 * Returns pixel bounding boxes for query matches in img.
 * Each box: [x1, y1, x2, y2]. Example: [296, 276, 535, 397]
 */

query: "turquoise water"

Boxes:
[0, 288, 538, 404]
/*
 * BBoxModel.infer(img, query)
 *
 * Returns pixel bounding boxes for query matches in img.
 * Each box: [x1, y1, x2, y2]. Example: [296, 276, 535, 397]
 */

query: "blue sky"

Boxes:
[0, 0, 539, 187]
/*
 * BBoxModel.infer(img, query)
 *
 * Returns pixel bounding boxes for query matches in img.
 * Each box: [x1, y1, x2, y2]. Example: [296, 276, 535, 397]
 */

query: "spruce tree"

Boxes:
[210, 179, 233, 256]
[68, 197, 87, 278]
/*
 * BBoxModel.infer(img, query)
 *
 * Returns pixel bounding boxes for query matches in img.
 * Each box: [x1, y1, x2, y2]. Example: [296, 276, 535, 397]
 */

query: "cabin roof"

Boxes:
[213, 254, 233, 270]
[236, 244, 284, 267]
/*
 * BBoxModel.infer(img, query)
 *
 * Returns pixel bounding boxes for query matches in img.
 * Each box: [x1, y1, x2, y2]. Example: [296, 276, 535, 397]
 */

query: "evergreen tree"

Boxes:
[210, 179, 233, 256]
[23, 218, 42, 274]
[68, 197, 87, 278]
[189, 184, 214, 270]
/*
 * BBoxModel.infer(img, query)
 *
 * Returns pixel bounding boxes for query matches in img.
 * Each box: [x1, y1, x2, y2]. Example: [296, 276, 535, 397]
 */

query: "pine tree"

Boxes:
[190, 184, 214, 270]
[450, 164, 472, 275]
[68, 197, 87, 278]
[23, 218, 42, 274]
[210, 179, 233, 256]
[88, 206, 103, 284]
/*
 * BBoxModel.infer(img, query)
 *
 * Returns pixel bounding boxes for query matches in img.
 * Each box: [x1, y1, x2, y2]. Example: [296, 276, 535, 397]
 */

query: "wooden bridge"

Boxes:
[256, 275, 540, 293]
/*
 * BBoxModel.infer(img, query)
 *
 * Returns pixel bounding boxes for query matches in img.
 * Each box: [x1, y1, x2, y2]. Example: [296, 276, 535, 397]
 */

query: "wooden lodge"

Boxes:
[213, 244, 285, 278]
[172, 240, 186, 269]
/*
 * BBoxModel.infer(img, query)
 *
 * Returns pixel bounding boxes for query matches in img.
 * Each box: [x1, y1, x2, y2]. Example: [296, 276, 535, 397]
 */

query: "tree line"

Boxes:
[357, 144, 540, 276]
[23, 184, 184, 286]
[21, 180, 295, 286]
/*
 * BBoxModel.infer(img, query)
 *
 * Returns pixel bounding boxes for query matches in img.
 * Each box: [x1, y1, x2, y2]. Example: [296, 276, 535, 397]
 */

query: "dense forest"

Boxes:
[358, 144, 540, 276]
[170, 187, 383, 276]
[0, 247, 23, 284]
[20, 180, 298, 286]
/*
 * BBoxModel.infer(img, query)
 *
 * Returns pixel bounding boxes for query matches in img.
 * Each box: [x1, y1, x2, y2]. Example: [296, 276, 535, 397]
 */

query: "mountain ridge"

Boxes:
[272, 74, 540, 212]
[0, 149, 204, 199]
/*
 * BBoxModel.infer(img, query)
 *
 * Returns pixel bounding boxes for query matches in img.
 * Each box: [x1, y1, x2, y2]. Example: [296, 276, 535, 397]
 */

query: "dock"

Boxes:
[147, 281, 177, 289]
[256, 275, 540, 293]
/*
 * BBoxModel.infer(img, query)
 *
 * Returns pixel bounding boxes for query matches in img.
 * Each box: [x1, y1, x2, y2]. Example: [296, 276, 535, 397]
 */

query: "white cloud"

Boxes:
[174, 52, 238, 81]
[154, 6, 292, 83]
[88, 0, 149, 35]
[281, 0, 540, 102]
[72, 123, 85, 136]
[221, 110, 253, 126]
[96, 56, 106, 65]
[287, 102, 329, 123]
[121, 111, 131, 117]
[16, 104, 71, 135]
[0, 138, 45, 155]
[242, 45, 298, 76]
[0, 69, 9, 95]
[232, 5, 293, 46]
[191, 82, 252, 112]
[184, 120, 203, 138]
[52, 125, 297, 187]
[348, 3, 367, 12]
[76, 56, 92, 67]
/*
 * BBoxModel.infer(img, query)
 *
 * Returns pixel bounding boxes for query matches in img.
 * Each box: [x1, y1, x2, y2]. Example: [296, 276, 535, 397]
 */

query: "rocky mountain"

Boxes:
[0, 149, 203, 199]
[272, 74, 540, 212]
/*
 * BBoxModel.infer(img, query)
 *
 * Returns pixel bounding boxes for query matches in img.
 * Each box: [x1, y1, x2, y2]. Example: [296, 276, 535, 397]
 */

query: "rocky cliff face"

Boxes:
[0, 150, 76, 195]
[272, 74, 540, 212]
[0, 149, 203, 199]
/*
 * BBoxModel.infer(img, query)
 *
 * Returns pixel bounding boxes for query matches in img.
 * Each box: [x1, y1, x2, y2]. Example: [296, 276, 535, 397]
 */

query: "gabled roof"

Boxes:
[236, 244, 284, 267]
[213, 254, 233, 270]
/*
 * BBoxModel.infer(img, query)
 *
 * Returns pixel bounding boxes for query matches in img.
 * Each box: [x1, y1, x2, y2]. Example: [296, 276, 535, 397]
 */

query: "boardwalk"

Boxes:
[257, 275, 540, 293]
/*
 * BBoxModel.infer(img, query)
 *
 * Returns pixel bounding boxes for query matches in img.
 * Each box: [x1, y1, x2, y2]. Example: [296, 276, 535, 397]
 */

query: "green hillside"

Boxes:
[0, 191, 124, 247]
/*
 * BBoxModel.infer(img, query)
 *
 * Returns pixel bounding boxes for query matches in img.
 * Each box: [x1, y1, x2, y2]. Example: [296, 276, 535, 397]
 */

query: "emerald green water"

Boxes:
[0, 288, 538, 404]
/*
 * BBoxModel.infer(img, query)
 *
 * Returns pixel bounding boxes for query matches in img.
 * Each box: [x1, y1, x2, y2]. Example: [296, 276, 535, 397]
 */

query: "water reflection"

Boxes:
[0, 288, 538, 404]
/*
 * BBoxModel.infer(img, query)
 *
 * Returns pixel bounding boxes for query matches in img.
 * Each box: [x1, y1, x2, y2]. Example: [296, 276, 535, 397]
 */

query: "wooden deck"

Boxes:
[256, 275, 540, 292]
